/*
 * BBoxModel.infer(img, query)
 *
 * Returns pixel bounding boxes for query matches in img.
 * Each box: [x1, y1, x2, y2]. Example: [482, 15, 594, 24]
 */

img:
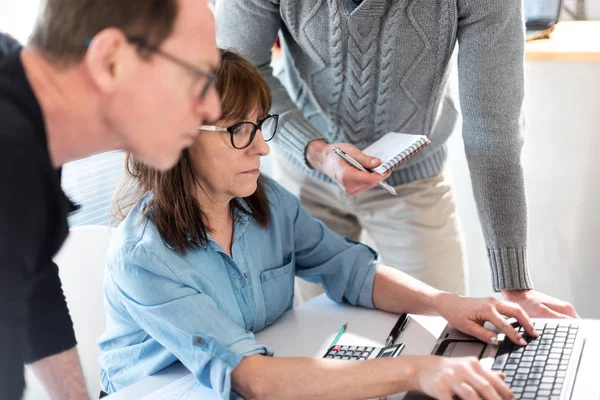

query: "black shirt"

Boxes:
[0, 50, 77, 399]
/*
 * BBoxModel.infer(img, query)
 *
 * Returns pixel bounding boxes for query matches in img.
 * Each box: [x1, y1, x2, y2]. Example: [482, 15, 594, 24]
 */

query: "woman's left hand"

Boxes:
[434, 293, 539, 346]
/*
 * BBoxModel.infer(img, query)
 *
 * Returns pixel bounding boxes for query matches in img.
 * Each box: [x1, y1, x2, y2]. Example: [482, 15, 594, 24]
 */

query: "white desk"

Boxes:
[105, 294, 447, 399]
[105, 294, 600, 399]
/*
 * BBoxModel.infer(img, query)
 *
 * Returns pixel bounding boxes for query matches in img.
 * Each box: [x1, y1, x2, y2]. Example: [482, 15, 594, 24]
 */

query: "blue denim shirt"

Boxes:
[98, 178, 378, 399]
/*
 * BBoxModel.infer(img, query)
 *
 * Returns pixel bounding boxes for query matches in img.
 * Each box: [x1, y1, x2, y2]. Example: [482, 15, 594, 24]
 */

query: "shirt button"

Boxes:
[243, 273, 249, 279]
[195, 338, 203, 345]
[249, 327, 254, 332]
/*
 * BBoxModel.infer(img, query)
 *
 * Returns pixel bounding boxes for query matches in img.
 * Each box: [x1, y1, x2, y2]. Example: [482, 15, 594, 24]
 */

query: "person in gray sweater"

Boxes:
[215, 0, 577, 318]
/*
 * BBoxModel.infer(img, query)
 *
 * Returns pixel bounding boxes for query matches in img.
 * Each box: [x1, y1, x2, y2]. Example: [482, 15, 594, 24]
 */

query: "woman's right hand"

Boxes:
[410, 356, 514, 400]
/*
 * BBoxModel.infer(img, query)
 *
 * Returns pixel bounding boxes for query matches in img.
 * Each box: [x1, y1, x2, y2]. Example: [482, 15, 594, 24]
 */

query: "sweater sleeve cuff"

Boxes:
[275, 110, 326, 168]
[487, 247, 534, 292]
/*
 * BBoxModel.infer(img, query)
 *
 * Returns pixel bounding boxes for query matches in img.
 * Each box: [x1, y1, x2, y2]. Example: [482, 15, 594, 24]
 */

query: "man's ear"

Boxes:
[83, 28, 131, 93]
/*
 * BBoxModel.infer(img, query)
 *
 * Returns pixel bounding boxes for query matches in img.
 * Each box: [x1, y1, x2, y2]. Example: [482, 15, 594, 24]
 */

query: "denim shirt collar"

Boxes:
[140, 191, 252, 252]
[233, 198, 252, 224]
[190, 198, 253, 251]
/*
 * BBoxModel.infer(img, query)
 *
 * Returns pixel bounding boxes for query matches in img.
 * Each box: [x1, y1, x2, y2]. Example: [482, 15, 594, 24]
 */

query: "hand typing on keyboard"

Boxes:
[492, 321, 580, 399]
[411, 355, 514, 400]
[433, 293, 540, 346]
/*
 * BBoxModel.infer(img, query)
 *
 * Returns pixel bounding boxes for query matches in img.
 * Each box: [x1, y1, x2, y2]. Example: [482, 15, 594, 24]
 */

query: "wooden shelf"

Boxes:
[526, 21, 600, 62]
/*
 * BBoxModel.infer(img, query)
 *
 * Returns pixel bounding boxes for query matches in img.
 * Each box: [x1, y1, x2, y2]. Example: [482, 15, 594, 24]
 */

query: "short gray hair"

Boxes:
[30, 0, 178, 65]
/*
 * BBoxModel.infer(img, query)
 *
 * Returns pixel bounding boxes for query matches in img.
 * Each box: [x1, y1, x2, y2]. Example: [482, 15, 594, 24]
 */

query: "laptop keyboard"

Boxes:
[491, 322, 579, 399]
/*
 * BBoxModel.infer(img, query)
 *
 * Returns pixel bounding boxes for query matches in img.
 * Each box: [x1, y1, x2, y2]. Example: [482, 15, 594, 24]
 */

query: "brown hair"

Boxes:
[114, 49, 272, 253]
[30, 0, 178, 64]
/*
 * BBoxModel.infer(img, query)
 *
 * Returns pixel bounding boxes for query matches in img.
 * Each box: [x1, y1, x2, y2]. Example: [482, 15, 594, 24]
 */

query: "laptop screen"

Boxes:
[524, 0, 562, 23]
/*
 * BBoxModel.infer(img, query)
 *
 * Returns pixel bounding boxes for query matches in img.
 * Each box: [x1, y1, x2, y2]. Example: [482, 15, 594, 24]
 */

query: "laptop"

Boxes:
[525, 0, 563, 41]
[405, 319, 600, 399]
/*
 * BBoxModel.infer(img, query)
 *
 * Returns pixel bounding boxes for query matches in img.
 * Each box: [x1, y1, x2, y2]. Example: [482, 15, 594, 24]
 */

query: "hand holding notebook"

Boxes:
[361, 132, 430, 175]
[331, 133, 429, 196]
[332, 147, 398, 196]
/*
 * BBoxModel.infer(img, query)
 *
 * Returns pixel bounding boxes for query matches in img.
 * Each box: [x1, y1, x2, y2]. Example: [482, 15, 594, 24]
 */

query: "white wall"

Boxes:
[446, 60, 600, 315]
[0, 0, 40, 43]
[586, 0, 600, 19]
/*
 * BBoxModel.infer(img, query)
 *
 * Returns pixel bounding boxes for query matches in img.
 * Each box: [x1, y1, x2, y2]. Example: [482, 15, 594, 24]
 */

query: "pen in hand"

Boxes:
[332, 147, 397, 196]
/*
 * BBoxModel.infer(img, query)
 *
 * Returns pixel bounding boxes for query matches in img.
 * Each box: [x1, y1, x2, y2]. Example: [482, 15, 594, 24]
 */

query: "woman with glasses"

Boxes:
[98, 50, 534, 400]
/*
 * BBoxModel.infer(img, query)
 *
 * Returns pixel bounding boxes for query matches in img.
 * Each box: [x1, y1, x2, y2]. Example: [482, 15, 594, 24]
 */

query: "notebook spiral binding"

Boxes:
[380, 138, 431, 173]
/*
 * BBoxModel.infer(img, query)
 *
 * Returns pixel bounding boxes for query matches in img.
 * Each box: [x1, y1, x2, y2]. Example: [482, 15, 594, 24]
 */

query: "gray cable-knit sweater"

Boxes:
[216, 0, 532, 292]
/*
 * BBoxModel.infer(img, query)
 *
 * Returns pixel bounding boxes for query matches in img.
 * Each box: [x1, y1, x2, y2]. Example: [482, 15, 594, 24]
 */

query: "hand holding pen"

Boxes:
[304, 140, 396, 196]
[332, 146, 397, 196]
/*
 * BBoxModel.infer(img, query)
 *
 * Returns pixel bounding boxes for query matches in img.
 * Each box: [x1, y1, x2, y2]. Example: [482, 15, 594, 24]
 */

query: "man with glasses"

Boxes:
[0, 0, 220, 399]
[215, 0, 579, 318]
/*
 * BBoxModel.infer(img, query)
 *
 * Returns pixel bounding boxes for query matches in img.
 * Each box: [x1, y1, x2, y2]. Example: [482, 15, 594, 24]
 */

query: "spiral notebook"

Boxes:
[362, 132, 431, 175]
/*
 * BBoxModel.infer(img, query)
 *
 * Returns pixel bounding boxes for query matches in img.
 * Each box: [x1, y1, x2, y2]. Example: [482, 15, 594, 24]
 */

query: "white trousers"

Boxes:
[274, 154, 468, 305]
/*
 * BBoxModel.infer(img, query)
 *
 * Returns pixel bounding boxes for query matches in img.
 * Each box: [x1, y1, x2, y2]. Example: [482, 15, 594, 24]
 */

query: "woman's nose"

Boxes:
[251, 128, 271, 156]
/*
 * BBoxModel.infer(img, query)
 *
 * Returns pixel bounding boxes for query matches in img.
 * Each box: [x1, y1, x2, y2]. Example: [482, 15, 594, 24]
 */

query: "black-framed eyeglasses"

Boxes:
[199, 114, 279, 150]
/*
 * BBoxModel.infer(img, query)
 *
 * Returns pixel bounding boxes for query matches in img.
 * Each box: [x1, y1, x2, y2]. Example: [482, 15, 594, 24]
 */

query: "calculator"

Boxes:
[323, 343, 405, 361]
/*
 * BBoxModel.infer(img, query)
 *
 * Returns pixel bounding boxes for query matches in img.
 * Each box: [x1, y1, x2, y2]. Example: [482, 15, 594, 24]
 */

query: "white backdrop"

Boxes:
[0, 0, 40, 43]
[446, 60, 600, 317]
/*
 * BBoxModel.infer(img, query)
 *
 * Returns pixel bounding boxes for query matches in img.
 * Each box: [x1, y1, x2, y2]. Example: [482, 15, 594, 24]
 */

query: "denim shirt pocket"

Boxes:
[260, 256, 295, 326]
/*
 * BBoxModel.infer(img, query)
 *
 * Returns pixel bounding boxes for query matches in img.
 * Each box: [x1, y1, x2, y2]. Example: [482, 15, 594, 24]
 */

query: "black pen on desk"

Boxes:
[385, 313, 410, 347]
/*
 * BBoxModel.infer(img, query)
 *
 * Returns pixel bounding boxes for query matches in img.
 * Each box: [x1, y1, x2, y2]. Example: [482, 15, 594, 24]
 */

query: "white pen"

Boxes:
[332, 147, 397, 196]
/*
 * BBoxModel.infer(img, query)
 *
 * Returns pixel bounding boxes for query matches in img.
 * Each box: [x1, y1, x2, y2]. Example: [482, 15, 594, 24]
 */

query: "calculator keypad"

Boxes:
[324, 345, 376, 361]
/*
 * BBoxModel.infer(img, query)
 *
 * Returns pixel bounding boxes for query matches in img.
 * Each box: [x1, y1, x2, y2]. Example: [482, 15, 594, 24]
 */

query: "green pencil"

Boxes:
[329, 322, 348, 348]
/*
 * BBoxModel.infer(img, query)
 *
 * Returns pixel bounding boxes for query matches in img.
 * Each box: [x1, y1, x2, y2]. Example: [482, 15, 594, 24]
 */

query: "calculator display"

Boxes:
[379, 348, 396, 358]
